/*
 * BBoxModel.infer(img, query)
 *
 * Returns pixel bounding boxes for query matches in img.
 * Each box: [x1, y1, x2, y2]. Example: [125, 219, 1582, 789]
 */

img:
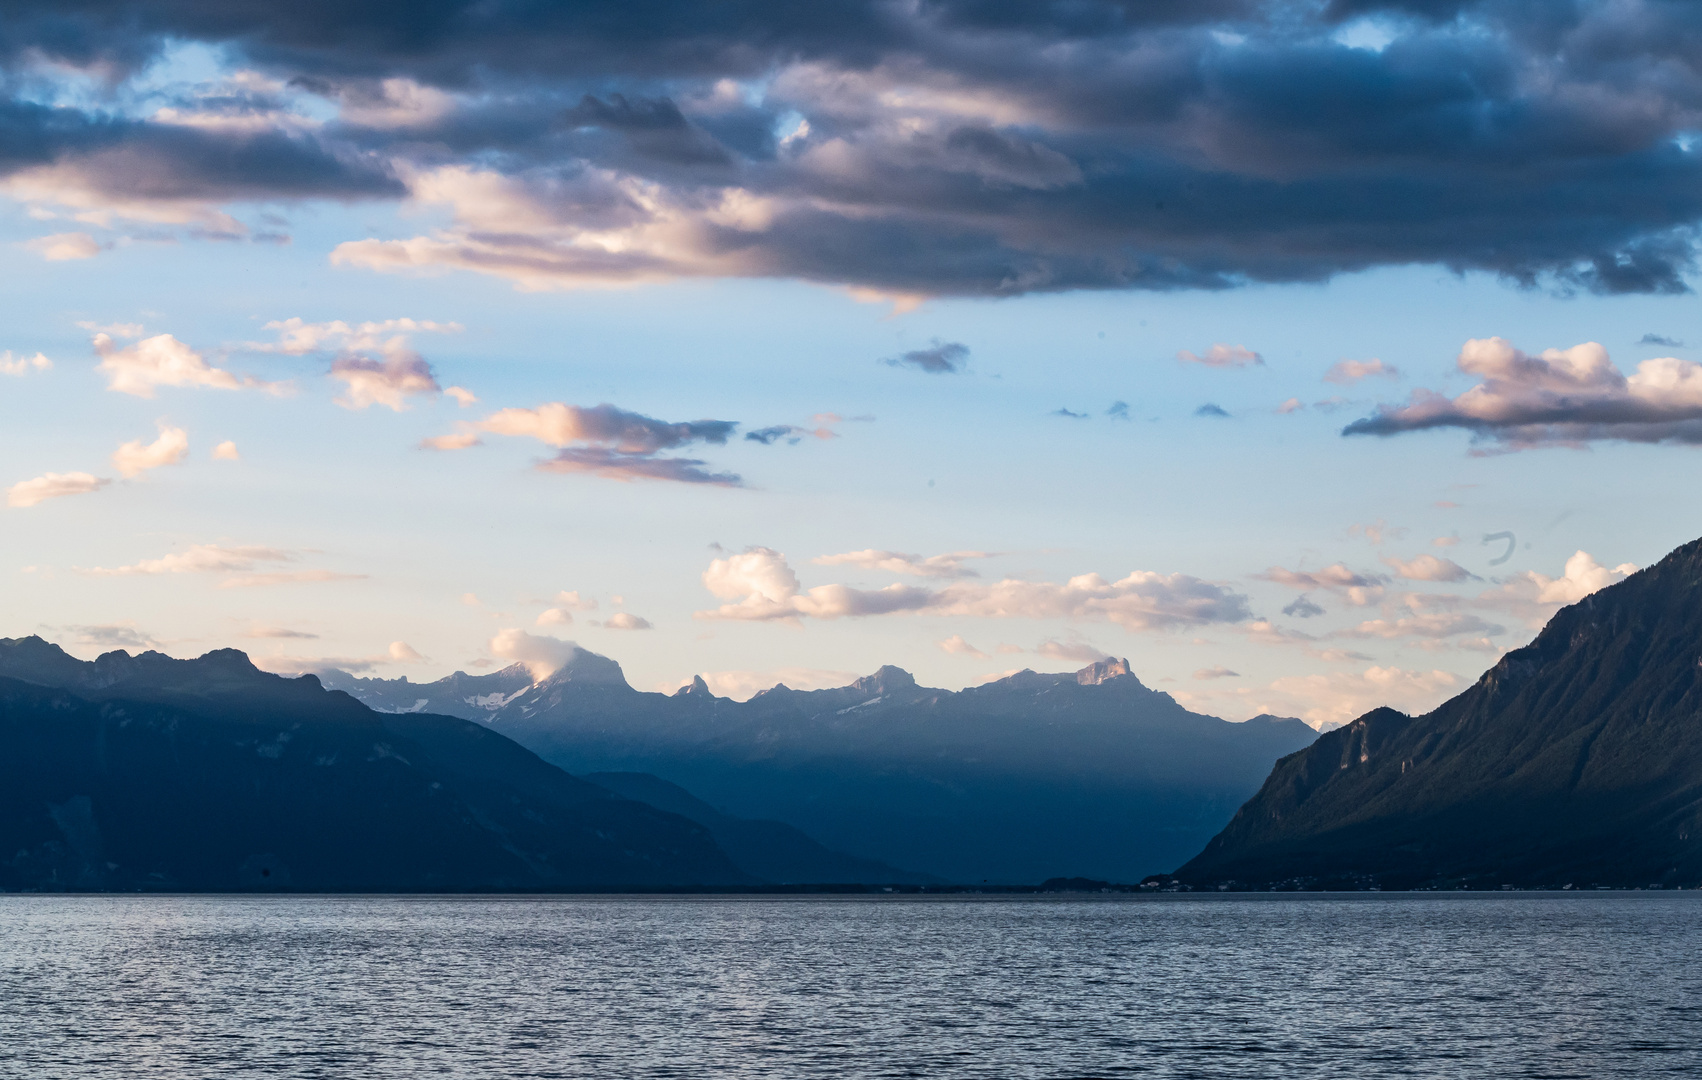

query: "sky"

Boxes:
[3, 0, 1702, 728]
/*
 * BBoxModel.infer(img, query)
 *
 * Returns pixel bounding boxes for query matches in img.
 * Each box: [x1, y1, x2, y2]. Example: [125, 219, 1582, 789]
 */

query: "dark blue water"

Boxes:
[1, 894, 1697, 1078]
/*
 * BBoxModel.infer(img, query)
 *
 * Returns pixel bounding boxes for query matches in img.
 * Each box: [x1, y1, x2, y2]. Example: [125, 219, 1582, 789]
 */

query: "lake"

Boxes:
[1, 894, 1697, 1078]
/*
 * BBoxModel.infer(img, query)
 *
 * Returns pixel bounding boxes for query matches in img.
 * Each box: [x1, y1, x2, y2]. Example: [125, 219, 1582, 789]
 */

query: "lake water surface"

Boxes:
[1, 894, 1697, 1078]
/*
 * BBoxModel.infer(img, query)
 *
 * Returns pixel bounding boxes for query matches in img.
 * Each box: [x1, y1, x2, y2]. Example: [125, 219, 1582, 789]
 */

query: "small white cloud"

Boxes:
[1382, 553, 1473, 582]
[212, 440, 241, 461]
[489, 628, 582, 680]
[25, 231, 103, 261]
[813, 549, 995, 579]
[603, 612, 653, 630]
[420, 431, 482, 450]
[111, 423, 189, 478]
[1193, 666, 1240, 680]
[95, 333, 248, 397]
[536, 607, 573, 626]
[0, 351, 52, 376]
[1324, 358, 1400, 384]
[1178, 343, 1262, 369]
[938, 634, 987, 658]
[7, 471, 111, 508]
[387, 641, 425, 662]
[1035, 639, 1109, 663]
[444, 385, 478, 407]
[81, 543, 292, 576]
[330, 352, 441, 411]
[553, 590, 598, 610]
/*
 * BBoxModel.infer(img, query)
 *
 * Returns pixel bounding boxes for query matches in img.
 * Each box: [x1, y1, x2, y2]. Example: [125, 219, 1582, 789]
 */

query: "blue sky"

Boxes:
[4, 2, 1701, 726]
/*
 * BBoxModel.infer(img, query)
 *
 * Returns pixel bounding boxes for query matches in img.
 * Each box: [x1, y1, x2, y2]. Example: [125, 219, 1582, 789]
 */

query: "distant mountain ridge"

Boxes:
[330, 652, 1319, 883]
[1177, 535, 1702, 890]
[0, 637, 748, 891]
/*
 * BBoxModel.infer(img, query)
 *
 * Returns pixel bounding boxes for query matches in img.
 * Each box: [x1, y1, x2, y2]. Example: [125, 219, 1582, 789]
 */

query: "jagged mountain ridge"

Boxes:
[0, 638, 750, 891]
[332, 652, 1318, 884]
[1176, 535, 1702, 890]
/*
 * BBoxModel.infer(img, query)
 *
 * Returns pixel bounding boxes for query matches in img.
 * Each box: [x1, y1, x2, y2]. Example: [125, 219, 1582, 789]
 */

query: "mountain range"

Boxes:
[0, 638, 751, 891]
[1177, 536, 1702, 890]
[324, 656, 1320, 883]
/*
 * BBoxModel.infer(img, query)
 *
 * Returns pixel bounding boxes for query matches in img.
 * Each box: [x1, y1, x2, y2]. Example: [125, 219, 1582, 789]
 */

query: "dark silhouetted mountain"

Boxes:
[1177, 537, 1702, 890]
[0, 638, 749, 892]
[584, 772, 937, 885]
[334, 655, 1318, 883]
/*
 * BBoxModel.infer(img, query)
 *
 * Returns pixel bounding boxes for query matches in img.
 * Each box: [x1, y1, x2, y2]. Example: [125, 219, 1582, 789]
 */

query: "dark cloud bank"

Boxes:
[8, 1, 1702, 295]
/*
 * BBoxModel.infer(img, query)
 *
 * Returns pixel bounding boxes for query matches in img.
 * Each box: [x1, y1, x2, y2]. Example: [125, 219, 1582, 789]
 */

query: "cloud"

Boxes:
[1276, 397, 1304, 414]
[241, 626, 319, 639]
[55, 623, 160, 651]
[1339, 612, 1507, 641]
[1052, 407, 1089, 419]
[24, 232, 103, 260]
[330, 351, 442, 410]
[459, 402, 737, 451]
[813, 549, 994, 579]
[95, 332, 246, 397]
[744, 420, 839, 444]
[537, 448, 741, 485]
[1179, 344, 1262, 369]
[7, 472, 111, 508]
[1106, 401, 1130, 420]
[435, 401, 743, 484]
[212, 440, 240, 460]
[1324, 358, 1399, 384]
[1249, 666, 1465, 731]
[886, 341, 969, 374]
[1382, 554, 1473, 583]
[258, 317, 462, 355]
[1258, 563, 1385, 606]
[602, 612, 652, 630]
[1640, 334, 1683, 348]
[1344, 337, 1702, 449]
[1194, 403, 1231, 418]
[536, 607, 573, 626]
[76, 542, 364, 588]
[553, 590, 598, 610]
[698, 546, 1252, 630]
[111, 423, 189, 478]
[938, 634, 988, 658]
[81, 543, 293, 576]
[1, 351, 52, 376]
[9, 4, 1702, 300]
[489, 629, 584, 680]
[1194, 666, 1239, 680]
[1282, 595, 1326, 618]
[1477, 550, 1637, 625]
[255, 639, 429, 675]
[1035, 639, 1110, 663]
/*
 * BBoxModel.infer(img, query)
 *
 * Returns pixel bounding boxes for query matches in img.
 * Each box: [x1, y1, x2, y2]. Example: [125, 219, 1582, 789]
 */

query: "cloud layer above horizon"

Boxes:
[6, 1, 1702, 299]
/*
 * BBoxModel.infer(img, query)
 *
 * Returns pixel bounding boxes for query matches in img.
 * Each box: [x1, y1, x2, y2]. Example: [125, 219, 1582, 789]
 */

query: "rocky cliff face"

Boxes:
[1176, 535, 1702, 890]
